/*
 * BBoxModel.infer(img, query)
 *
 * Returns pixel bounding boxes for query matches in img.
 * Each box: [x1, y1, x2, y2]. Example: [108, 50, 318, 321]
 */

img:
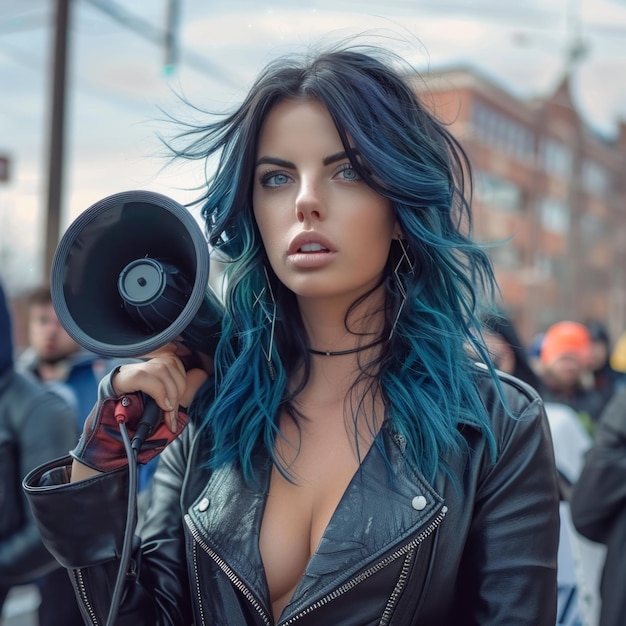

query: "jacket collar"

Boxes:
[187, 424, 445, 618]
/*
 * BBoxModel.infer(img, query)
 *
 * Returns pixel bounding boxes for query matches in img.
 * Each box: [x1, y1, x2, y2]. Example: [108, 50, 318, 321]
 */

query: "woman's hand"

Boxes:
[112, 347, 209, 433]
[70, 343, 210, 483]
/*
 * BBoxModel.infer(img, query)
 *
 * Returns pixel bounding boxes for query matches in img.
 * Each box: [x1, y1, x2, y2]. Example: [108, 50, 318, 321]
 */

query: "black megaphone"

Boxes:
[50, 189, 223, 360]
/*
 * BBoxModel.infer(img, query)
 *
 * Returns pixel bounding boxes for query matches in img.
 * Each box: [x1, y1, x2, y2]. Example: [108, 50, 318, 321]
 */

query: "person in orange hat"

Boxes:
[537, 321, 605, 433]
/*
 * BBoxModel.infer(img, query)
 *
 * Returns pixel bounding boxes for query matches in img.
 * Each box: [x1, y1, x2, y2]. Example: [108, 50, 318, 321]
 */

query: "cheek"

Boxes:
[357, 213, 396, 256]
[352, 232, 393, 280]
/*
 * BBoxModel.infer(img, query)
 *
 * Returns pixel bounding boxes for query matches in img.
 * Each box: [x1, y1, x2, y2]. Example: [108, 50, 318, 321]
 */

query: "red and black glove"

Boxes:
[69, 392, 188, 473]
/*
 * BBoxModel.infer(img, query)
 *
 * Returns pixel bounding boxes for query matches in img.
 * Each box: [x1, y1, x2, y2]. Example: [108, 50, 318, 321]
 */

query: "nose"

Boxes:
[295, 178, 323, 223]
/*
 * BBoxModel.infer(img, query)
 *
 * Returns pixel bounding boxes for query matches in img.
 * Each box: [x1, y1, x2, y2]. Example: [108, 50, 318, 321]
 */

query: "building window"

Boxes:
[539, 196, 570, 234]
[470, 101, 534, 162]
[582, 159, 610, 198]
[539, 137, 572, 177]
[474, 170, 523, 212]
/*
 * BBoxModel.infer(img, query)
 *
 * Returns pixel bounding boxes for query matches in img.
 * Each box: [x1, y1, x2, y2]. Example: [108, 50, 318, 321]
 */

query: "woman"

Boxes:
[24, 42, 559, 625]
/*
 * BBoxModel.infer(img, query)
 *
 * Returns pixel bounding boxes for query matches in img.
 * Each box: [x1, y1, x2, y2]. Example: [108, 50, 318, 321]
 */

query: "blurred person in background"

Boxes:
[609, 330, 626, 375]
[480, 309, 542, 390]
[570, 383, 626, 626]
[585, 321, 626, 409]
[18, 285, 115, 428]
[537, 321, 605, 435]
[0, 280, 82, 625]
[527, 331, 546, 378]
[543, 397, 606, 626]
[17, 285, 158, 500]
[480, 311, 604, 624]
[536, 322, 607, 625]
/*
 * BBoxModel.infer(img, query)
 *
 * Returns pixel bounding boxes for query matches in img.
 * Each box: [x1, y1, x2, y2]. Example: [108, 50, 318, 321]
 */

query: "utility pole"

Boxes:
[44, 0, 71, 280]
[163, 0, 182, 76]
[563, 0, 587, 320]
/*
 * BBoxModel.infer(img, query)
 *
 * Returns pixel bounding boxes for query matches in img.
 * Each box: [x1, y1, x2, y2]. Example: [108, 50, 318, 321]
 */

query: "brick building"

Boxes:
[414, 67, 626, 344]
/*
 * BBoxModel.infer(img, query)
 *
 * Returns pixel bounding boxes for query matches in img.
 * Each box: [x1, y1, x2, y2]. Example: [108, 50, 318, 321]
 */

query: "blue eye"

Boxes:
[336, 164, 361, 181]
[261, 171, 291, 187]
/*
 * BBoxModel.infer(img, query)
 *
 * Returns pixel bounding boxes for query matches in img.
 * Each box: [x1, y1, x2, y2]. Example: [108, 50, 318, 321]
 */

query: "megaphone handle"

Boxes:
[130, 396, 162, 454]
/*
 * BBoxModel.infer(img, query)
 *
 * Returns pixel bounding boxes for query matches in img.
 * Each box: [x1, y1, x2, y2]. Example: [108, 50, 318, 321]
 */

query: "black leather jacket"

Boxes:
[570, 385, 626, 626]
[0, 368, 78, 585]
[24, 367, 559, 625]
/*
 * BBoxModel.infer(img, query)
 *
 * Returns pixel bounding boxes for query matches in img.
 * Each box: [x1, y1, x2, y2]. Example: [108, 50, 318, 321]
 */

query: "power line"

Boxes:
[82, 0, 239, 88]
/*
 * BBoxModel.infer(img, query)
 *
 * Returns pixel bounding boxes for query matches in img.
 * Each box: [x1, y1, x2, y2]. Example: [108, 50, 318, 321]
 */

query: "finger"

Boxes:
[113, 357, 187, 413]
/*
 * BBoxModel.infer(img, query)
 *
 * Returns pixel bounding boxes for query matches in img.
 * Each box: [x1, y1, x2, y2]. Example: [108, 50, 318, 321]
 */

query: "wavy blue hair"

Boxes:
[169, 42, 499, 483]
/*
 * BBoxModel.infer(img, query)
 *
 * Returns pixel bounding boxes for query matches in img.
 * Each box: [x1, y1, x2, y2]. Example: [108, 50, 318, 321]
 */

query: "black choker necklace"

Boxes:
[308, 338, 384, 356]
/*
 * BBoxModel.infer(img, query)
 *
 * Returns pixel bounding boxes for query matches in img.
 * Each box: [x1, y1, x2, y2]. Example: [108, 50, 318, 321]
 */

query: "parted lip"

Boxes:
[288, 232, 336, 255]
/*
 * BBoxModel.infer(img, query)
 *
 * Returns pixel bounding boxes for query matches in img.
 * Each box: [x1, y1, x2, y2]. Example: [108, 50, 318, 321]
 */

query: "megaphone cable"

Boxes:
[106, 418, 139, 626]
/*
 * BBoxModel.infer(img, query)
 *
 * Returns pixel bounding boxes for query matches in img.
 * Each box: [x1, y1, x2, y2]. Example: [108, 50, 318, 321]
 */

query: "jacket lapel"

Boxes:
[187, 427, 445, 619]
[286, 427, 445, 614]
[188, 451, 272, 608]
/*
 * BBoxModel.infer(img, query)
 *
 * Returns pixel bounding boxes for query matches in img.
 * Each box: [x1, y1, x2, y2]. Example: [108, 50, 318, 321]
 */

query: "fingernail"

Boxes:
[164, 398, 173, 411]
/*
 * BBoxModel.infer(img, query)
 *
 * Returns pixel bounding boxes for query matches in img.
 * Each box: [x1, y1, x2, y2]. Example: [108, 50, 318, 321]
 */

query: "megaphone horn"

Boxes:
[51, 190, 222, 358]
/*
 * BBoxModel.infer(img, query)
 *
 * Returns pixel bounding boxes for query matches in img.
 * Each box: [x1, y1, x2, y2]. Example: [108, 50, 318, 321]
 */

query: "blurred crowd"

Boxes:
[2, 273, 626, 626]
[0, 282, 151, 625]
[482, 309, 626, 626]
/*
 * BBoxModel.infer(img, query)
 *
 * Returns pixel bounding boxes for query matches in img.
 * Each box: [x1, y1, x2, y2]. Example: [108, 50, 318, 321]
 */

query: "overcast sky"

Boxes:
[1, 0, 626, 293]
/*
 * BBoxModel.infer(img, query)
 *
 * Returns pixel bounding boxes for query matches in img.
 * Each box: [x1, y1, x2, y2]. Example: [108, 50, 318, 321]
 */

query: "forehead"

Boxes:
[256, 98, 343, 152]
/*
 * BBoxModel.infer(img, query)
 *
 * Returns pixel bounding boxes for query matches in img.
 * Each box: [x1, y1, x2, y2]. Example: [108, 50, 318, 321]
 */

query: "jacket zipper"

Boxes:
[379, 544, 416, 625]
[189, 540, 207, 626]
[73, 568, 99, 625]
[279, 505, 448, 625]
[185, 514, 273, 626]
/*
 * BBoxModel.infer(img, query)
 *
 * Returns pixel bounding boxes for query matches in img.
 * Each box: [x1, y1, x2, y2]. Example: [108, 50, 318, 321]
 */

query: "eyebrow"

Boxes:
[323, 151, 349, 166]
[255, 156, 295, 169]
[255, 151, 354, 169]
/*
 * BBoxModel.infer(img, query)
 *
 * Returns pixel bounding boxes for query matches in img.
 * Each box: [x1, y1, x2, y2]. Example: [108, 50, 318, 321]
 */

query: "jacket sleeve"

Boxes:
[570, 386, 626, 543]
[23, 425, 194, 626]
[0, 384, 78, 584]
[458, 379, 561, 626]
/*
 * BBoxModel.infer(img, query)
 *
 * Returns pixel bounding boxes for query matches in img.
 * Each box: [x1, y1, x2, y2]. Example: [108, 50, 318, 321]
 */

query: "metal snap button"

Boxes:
[198, 497, 210, 512]
[412, 495, 427, 511]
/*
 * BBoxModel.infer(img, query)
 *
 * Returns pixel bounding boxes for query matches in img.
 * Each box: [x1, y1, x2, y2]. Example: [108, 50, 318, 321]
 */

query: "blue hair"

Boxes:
[168, 42, 499, 484]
